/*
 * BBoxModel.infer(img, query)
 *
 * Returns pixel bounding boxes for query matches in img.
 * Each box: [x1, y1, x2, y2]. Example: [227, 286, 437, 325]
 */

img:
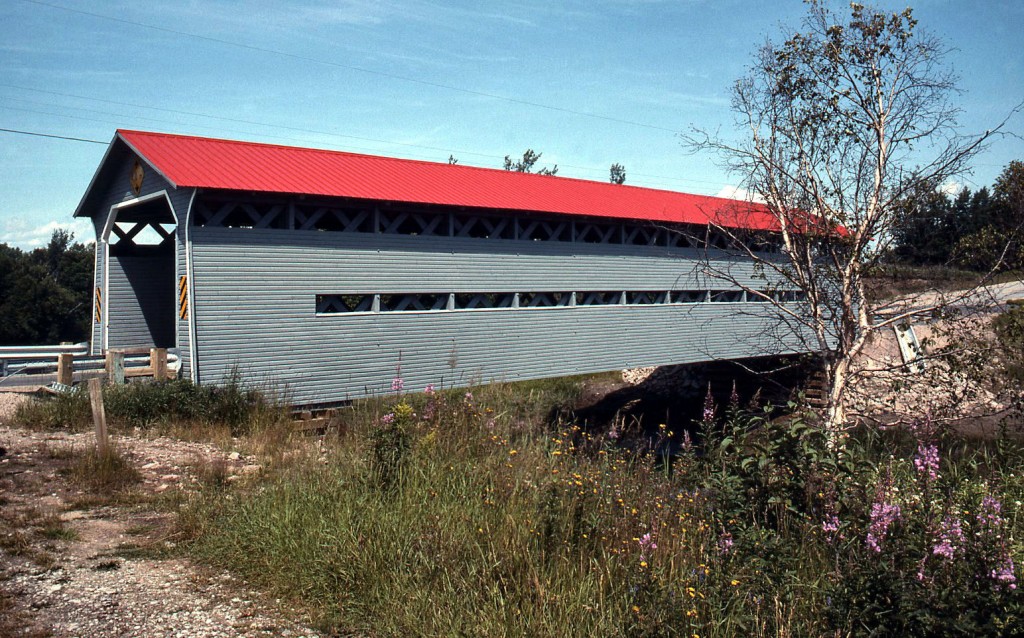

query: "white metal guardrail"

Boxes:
[0, 343, 179, 385]
[0, 343, 89, 376]
[893, 322, 925, 374]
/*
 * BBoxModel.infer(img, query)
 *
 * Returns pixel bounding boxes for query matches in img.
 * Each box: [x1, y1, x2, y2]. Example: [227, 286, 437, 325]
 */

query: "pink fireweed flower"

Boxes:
[391, 376, 404, 392]
[424, 383, 436, 395]
[978, 496, 1004, 528]
[865, 501, 901, 553]
[702, 385, 716, 423]
[638, 532, 657, 560]
[916, 555, 929, 582]
[638, 533, 657, 551]
[914, 443, 940, 481]
[932, 516, 964, 560]
[991, 556, 1017, 590]
[380, 413, 395, 425]
[718, 532, 734, 555]
[822, 514, 841, 535]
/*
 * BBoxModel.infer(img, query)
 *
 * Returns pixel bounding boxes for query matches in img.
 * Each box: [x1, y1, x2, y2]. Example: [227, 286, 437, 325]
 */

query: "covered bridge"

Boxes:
[73, 130, 809, 404]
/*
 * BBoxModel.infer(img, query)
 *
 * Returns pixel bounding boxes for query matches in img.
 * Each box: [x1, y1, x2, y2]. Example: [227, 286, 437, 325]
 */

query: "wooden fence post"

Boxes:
[87, 377, 109, 454]
[57, 353, 74, 386]
[105, 350, 125, 385]
[150, 348, 167, 380]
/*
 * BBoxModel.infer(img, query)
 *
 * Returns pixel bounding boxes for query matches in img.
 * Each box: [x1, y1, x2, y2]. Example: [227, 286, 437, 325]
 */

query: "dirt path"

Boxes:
[0, 402, 323, 638]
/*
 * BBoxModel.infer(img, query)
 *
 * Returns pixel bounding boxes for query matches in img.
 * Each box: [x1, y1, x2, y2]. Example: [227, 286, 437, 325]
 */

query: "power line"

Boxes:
[0, 86, 731, 191]
[0, 86, 505, 161]
[0, 127, 105, 144]
[22, 0, 681, 135]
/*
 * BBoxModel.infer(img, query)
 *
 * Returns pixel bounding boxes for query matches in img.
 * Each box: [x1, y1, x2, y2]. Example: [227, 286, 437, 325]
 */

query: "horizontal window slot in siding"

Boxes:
[314, 290, 805, 315]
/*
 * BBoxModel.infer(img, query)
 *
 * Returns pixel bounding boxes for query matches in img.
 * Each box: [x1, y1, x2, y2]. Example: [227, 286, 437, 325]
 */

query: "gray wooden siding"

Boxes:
[191, 227, 809, 404]
[76, 143, 193, 365]
[107, 248, 176, 349]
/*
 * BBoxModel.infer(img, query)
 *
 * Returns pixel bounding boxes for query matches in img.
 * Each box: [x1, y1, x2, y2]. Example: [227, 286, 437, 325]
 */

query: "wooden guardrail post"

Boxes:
[105, 350, 125, 385]
[87, 377, 109, 454]
[150, 348, 168, 380]
[57, 353, 74, 386]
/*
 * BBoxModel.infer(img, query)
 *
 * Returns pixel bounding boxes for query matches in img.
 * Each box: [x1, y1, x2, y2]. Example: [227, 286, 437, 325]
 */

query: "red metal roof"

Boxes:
[116, 129, 778, 231]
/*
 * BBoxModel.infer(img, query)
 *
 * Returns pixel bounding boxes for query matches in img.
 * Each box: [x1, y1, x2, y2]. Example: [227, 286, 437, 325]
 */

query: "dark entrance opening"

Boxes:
[106, 197, 176, 350]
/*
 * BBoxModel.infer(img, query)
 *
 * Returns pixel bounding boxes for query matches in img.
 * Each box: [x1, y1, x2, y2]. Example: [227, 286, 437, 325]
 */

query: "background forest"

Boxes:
[0, 229, 93, 345]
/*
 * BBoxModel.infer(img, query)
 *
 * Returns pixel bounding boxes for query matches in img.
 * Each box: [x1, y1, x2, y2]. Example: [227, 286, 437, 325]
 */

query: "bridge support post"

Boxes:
[105, 350, 125, 385]
[57, 353, 74, 386]
[150, 348, 168, 380]
[87, 377, 109, 455]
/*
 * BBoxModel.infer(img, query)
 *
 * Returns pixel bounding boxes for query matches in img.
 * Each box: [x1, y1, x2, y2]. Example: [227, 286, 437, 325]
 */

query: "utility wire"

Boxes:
[23, 0, 681, 134]
[0, 127, 105, 144]
[0, 86, 505, 161]
[0, 87, 731, 191]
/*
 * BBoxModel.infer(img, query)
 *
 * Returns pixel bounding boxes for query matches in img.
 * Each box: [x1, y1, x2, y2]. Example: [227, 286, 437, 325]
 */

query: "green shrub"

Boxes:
[11, 386, 91, 430]
[10, 374, 284, 436]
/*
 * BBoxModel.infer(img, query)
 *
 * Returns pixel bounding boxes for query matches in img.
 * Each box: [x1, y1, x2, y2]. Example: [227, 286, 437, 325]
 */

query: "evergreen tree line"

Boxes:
[891, 161, 1024, 271]
[0, 229, 94, 345]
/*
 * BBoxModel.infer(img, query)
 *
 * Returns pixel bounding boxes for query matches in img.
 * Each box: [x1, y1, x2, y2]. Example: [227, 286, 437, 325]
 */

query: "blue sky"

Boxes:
[1, 0, 1021, 248]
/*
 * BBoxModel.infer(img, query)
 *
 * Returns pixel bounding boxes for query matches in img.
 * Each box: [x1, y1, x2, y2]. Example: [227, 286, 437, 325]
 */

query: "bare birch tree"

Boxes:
[685, 1, 1007, 434]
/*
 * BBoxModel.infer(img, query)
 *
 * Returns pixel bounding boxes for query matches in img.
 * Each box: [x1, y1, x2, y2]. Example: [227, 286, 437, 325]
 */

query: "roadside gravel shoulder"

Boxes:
[0, 405, 324, 638]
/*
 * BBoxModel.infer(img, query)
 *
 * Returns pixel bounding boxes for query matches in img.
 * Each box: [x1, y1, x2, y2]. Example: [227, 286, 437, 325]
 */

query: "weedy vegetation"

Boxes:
[173, 372, 1023, 637]
[7, 308, 1023, 636]
[10, 371, 289, 444]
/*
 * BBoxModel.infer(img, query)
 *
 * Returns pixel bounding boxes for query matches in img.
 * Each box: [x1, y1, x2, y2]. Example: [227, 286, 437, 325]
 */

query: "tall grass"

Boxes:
[183, 379, 1024, 636]
[8, 367, 1022, 635]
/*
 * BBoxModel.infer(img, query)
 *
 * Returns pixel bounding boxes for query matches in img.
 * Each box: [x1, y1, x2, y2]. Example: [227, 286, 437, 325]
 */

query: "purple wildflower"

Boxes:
[822, 514, 841, 535]
[913, 443, 940, 481]
[718, 532, 734, 555]
[865, 501, 901, 553]
[991, 556, 1017, 590]
[702, 385, 716, 423]
[391, 376, 404, 392]
[380, 413, 395, 425]
[932, 516, 964, 560]
[424, 383, 436, 395]
[464, 391, 473, 402]
[978, 496, 1004, 528]
[638, 532, 658, 560]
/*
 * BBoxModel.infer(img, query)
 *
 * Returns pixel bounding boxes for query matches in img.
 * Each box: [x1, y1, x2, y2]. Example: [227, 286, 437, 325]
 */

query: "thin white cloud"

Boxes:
[716, 185, 765, 203]
[0, 218, 95, 250]
[627, 88, 729, 109]
[939, 180, 962, 196]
